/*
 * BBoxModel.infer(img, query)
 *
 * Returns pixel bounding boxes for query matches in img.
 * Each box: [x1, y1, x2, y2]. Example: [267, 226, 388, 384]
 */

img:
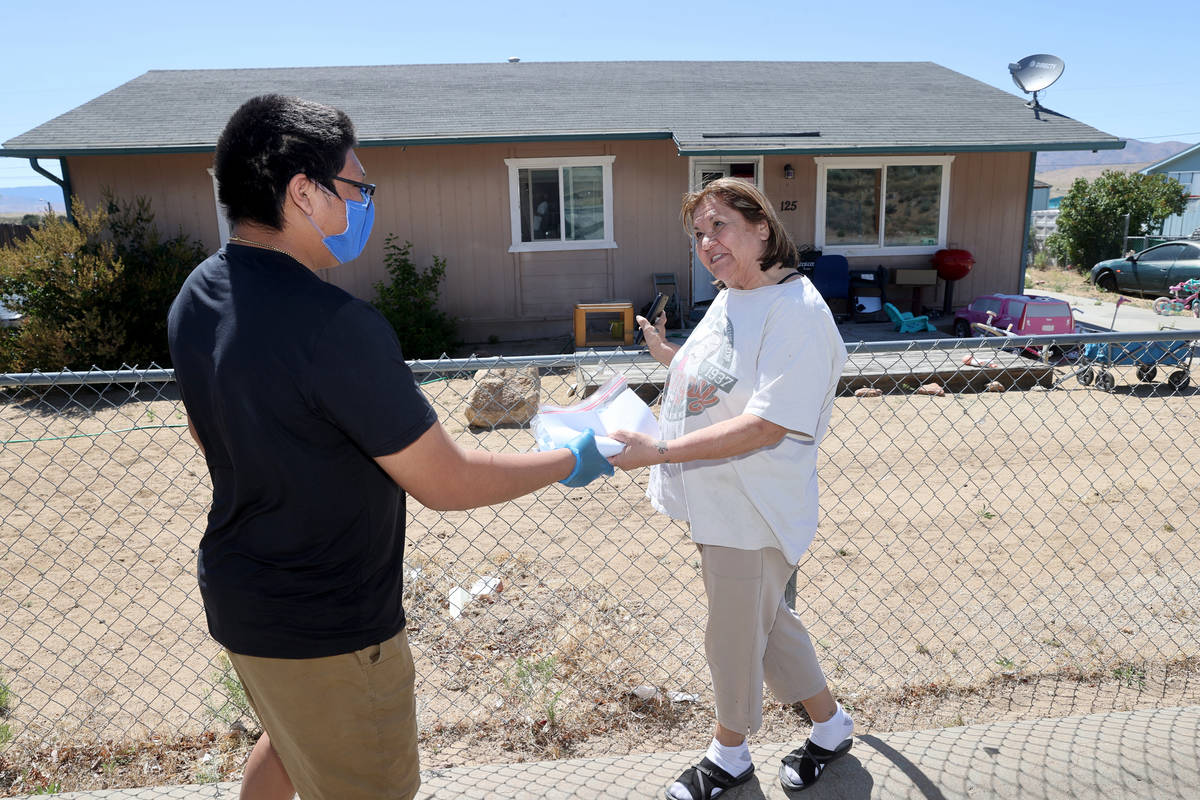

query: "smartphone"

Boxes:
[635, 292, 671, 344]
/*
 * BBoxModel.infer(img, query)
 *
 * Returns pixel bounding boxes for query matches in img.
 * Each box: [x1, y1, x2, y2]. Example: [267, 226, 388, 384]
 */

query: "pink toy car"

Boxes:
[953, 294, 1075, 339]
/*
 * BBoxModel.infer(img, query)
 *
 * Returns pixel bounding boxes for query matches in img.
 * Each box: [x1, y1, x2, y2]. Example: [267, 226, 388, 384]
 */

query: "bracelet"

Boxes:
[656, 439, 669, 463]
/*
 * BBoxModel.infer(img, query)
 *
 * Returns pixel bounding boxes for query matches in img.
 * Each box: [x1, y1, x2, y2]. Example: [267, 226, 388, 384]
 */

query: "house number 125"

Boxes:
[779, 200, 797, 211]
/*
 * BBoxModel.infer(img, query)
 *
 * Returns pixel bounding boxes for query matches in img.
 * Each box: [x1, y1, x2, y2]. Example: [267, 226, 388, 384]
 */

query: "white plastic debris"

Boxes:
[448, 576, 503, 618]
[631, 684, 658, 700]
[447, 587, 472, 619]
[667, 691, 698, 703]
[469, 577, 501, 597]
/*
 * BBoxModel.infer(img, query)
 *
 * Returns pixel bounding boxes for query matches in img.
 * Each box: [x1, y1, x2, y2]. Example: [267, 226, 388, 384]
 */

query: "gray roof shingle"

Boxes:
[2, 61, 1122, 156]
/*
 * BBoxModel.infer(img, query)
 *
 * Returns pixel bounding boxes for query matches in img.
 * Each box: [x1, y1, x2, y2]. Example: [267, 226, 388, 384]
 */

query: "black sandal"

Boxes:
[778, 737, 852, 791]
[666, 757, 754, 800]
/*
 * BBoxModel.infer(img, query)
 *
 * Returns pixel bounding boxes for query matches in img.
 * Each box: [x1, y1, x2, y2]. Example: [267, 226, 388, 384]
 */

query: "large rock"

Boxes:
[464, 367, 541, 428]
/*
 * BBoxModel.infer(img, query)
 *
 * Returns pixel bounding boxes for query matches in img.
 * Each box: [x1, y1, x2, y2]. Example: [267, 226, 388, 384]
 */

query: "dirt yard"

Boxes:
[2, 360, 1199, 794]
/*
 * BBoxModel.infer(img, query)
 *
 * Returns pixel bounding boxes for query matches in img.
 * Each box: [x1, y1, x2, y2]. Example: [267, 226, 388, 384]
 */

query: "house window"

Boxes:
[815, 156, 953, 256]
[505, 156, 616, 252]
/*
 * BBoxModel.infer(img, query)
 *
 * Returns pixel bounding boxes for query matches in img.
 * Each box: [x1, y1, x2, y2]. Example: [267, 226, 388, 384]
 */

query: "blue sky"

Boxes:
[1, 0, 1196, 188]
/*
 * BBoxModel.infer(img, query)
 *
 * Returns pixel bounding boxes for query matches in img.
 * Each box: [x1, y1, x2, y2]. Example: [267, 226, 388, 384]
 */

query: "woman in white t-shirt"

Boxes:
[610, 178, 851, 800]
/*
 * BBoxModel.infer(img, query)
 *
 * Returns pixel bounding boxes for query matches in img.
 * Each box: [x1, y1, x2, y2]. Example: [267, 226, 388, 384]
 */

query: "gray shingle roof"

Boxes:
[2, 61, 1122, 156]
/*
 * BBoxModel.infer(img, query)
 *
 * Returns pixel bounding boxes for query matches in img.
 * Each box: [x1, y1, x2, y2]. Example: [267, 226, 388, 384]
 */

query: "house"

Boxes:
[0, 61, 1122, 341]
[1139, 143, 1200, 240]
[1031, 179, 1051, 212]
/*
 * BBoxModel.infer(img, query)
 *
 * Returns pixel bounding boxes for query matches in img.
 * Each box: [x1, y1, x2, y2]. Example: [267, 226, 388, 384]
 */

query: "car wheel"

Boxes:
[1097, 371, 1116, 392]
[1077, 366, 1094, 386]
[953, 319, 971, 338]
[1168, 370, 1190, 390]
[1095, 272, 1118, 293]
[1136, 365, 1157, 382]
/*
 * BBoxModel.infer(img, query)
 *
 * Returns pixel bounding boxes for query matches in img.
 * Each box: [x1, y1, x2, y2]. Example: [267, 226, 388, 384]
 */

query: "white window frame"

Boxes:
[505, 156, 616, 253]
[814, 155, 954, 257]
[207, 167, 230, 245]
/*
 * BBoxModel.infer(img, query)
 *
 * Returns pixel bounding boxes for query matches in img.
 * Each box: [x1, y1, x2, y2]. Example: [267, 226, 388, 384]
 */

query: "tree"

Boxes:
[1045, 171, 1188, 271]
[0, 193, 206, 371]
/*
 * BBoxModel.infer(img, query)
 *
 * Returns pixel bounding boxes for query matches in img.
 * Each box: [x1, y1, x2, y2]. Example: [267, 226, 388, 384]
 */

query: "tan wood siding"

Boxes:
[783, 151, 1032, 310]
[66, 154, 222, 252]
[764, 156, 818, 250]
[61, 146, 1031, 339]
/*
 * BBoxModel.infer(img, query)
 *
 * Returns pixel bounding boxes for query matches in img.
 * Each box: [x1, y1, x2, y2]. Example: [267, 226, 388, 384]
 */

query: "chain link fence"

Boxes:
[2, 331, 1198, 791]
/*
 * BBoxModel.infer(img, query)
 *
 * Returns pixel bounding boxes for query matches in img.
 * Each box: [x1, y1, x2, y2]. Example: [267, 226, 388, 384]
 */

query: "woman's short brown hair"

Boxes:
[680, 178, 798, 273]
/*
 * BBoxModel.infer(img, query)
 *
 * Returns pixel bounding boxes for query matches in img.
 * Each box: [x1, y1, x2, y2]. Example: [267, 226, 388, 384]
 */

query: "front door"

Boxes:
[689, 159, 762, 307]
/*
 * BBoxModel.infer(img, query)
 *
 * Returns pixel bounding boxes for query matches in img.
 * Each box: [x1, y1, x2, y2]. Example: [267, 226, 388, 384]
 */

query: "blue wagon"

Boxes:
[1076, 339, 1194, 391]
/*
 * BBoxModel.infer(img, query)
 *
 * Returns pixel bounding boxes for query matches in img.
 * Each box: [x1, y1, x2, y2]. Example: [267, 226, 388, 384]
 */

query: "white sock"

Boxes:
[781, 704, 854, 787]
[706, 737, 752, 776]
[667, 738, 752, 800]
[809, 702, 854, 751]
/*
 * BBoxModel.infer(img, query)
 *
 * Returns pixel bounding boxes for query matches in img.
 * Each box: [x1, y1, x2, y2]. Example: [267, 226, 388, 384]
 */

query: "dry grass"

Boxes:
[1024, 264, 1156, 310]
[3, 357, 1199, 795]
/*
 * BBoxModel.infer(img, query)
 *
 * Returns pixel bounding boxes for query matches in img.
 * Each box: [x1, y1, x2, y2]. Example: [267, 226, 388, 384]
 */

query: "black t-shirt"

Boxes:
[167, 244, 437, 658]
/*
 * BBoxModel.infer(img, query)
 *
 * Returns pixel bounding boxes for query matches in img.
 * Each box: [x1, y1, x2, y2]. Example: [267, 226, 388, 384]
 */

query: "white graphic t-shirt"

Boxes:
[648, 277, 846, 563]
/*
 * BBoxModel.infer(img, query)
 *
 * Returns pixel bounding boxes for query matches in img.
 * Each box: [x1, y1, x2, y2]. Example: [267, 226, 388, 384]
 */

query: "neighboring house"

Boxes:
[1140, 143, 1200, 240]
[1031, 179, 1051, 212]
[0, 61, 1122, 341]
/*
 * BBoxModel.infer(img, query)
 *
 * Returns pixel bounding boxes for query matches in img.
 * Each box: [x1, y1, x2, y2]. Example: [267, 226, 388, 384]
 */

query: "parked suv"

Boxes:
[953, 293, 1075, 338]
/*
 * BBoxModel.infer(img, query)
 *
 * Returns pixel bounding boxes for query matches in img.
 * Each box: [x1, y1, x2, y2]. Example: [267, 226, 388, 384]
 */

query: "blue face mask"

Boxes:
[309, 185, 375, 263]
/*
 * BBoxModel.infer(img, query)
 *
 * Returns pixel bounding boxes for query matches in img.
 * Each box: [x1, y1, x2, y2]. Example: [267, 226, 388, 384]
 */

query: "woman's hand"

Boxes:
[607, 429, 666, 470]
[636, 313, 676, 367]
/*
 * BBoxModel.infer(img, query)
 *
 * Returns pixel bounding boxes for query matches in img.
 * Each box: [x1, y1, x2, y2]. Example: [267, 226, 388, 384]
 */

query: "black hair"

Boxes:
[214, 94, 356, 230]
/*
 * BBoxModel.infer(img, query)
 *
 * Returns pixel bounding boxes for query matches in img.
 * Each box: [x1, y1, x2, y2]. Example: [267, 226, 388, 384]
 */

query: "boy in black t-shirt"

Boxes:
[168, 95, 610, 800]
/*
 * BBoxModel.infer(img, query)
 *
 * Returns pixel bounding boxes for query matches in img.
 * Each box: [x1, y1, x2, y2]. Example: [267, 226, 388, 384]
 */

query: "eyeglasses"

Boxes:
[332, 175, 376, 199]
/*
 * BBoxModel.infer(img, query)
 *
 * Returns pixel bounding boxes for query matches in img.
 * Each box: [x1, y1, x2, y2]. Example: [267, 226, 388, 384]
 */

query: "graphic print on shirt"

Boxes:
[663, 314, 738, 422]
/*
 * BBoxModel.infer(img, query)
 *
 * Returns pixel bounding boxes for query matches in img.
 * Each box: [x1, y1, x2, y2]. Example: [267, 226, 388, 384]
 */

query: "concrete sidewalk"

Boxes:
[28, 705, 1200, 800]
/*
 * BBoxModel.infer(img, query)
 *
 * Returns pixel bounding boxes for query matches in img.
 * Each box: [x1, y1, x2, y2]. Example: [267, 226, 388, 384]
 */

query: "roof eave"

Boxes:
[0, 144, 215, 158]
[0, 131, 677, 158]
[673, 140, 1127, 157]
[1138, 142, 1200, 174]
[2, 135, 1126, 160]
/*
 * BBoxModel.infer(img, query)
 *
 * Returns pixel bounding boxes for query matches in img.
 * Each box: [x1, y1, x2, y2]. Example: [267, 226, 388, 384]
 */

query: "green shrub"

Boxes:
[0, 200, 124, 371]
[0, 193, 206, 372]
[102, 192, 207, 367]
[372, 235, 458, 359]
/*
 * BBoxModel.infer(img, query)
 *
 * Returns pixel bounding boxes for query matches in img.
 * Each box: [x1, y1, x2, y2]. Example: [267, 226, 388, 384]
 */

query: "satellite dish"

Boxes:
[1008, 54, 1065, 110]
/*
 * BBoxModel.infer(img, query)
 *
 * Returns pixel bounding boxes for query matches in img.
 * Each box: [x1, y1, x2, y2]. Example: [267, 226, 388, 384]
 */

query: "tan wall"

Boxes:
[355, 138, 691, 340]
[63, 146, 1031, 340]
[66, 153, 224, 252]
[762, 151, 1032, 311]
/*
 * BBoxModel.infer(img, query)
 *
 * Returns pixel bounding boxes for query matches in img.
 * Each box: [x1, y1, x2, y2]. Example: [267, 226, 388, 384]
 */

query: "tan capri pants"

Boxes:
[701, 544, 827, 735]
[227, 629, 419, 800]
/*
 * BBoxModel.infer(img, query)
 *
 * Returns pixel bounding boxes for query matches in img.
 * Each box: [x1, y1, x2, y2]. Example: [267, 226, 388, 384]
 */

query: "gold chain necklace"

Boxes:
[227, 235, 303, 265]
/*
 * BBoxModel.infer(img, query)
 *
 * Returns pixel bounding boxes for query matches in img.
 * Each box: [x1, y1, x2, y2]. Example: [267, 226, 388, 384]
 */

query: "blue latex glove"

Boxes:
[560, 428, 615, 487]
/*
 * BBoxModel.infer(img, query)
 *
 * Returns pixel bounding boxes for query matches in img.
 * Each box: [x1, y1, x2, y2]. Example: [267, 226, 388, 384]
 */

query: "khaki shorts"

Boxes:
[700, 544, 827, 735]
[227, 629, 419, 800]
